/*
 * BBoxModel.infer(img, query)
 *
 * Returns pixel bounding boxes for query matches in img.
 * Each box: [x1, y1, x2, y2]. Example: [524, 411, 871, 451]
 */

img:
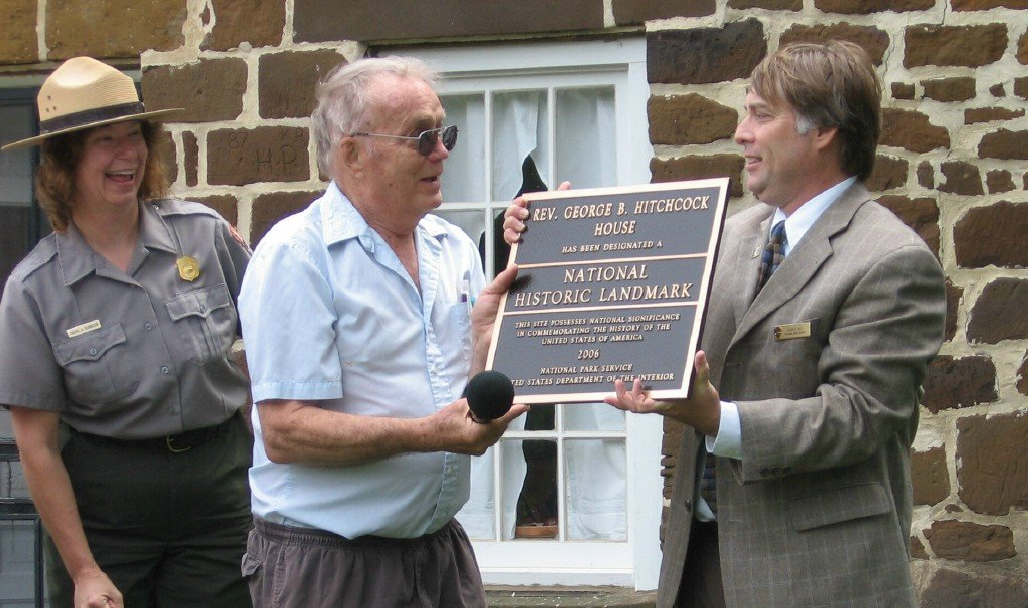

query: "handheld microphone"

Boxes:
[463, 370, 515, 423]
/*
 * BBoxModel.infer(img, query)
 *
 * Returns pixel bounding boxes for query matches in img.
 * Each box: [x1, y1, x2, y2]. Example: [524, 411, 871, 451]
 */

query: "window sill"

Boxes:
[485, 586, 656, 608]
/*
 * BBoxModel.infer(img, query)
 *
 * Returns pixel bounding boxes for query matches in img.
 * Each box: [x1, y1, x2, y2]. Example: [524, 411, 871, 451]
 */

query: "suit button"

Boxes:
[684, 499, 692, 513]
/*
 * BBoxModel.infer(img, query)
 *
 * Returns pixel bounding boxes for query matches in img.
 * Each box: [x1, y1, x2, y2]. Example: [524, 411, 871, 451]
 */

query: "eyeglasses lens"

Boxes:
[417, 126, 458, 156]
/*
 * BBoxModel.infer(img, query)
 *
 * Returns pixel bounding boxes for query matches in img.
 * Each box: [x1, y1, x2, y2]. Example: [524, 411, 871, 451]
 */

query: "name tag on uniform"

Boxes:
[774, 322, 811, 341]
[67, 319, 102, 338]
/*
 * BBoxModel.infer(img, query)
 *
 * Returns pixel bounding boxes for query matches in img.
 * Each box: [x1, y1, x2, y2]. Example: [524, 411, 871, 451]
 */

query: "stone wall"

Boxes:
[1, 0, 1026, 604]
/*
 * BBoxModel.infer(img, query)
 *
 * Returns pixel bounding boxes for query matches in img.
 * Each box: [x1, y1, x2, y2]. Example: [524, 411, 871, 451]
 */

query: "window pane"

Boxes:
[434, 209, 487, 248]
[563, 402, 625, 432]
[0, 105, 36, 292]
[461, 444, 498, 540]
[0, 520, 40, 604]
[440, 94, 485, 203]
[514, 437, 558, 540]
[565, 438, 626, 541]
[491, 90, 549, 202]
[499, 438, 529, 540]
[555, 87, 615, 189]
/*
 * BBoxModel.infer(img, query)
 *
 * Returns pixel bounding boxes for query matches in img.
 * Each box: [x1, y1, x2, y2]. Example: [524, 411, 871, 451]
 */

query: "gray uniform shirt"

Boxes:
[0, 199, 250, 439]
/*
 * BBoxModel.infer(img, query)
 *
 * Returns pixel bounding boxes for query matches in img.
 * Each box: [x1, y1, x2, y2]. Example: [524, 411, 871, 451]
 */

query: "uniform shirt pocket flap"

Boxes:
[165, 284, 233, 321]
[54, 323, 127, 365]
[787, 482, 891, 532]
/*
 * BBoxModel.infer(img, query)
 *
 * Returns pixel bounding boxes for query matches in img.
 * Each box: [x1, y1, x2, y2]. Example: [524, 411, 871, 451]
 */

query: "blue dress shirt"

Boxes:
[239, 182, 486, 538]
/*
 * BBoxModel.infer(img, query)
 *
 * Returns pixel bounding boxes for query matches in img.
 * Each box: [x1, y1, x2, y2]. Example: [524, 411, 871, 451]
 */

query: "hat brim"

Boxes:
[1, 107, 183, 151]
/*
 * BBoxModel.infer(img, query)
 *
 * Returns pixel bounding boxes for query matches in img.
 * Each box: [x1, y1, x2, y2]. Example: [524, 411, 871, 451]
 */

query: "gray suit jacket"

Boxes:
[658, 184, 946, 608]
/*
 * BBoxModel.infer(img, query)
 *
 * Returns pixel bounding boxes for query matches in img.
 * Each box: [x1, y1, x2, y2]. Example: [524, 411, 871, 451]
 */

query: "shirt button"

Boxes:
[161, 366, 170, 374]
[89, 348, 98, 356]
[145, 323, 153, 331]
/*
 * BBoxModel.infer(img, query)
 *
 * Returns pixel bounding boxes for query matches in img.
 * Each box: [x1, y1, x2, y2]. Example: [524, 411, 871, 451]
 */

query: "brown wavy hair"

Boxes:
[750, 40, 882, 182]
[35, 119, 170, 232]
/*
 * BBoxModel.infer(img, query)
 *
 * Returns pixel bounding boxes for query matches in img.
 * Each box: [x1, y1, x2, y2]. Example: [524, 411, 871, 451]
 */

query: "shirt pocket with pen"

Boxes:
[437, 279, 473, 367]
[53, 323, 136, 405]
[165, 283, 238, 365]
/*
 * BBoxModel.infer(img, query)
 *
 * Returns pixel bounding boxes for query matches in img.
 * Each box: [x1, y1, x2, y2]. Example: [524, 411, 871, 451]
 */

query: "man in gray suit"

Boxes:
[507, 40, 947, 607]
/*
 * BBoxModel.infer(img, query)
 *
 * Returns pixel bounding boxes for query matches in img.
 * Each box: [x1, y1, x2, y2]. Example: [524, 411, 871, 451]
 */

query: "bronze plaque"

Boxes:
[486, 179, 729, 403]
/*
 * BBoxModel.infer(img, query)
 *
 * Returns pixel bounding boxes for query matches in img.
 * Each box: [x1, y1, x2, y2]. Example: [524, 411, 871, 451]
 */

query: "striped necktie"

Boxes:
[756, 221, 787, 291]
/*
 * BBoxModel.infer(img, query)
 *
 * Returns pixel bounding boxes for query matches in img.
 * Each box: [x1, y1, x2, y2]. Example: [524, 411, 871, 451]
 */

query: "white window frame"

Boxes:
[391, 38, 660, 590]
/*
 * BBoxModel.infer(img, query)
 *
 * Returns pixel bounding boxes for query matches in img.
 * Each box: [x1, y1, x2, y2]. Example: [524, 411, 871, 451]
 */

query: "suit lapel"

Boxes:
[728, 184, 872, 349]
[701, 210, 766, 378]
[734, 215, 768, 319]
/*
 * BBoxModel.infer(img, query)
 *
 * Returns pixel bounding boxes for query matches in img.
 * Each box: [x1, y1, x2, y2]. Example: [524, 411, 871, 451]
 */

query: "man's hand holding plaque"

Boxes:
[604, 350, 722, 436]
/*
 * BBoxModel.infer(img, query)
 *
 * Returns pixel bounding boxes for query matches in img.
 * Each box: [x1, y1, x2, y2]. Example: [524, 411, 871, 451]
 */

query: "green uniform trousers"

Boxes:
[45, 413, 253, 608]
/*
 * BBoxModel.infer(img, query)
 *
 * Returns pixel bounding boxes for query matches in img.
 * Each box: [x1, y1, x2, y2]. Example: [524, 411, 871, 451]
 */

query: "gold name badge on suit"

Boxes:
[177, 256, 201, 281]
[774, 322, 812, 341]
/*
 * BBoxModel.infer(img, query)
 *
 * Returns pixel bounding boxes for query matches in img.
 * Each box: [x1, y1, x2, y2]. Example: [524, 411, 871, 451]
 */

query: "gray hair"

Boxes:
[311, 56, 439, 175]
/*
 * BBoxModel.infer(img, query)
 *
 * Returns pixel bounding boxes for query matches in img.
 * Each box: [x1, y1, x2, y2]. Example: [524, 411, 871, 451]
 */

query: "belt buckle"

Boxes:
[166, 434, 192, 453]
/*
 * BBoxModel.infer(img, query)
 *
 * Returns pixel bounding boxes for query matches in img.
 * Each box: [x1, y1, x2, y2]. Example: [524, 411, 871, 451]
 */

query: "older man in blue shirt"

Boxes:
[238, 56, 527, 608]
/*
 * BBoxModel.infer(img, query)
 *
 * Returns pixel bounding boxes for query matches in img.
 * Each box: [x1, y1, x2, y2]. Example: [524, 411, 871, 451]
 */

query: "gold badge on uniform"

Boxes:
[176, 256, 200, 281]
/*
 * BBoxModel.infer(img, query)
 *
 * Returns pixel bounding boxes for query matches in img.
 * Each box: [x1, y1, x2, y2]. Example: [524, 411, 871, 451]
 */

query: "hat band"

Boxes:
[38, 102, 147, 135]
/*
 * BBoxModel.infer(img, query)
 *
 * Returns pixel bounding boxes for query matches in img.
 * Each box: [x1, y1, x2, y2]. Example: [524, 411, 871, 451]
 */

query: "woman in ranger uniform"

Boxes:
[0, 57, 252, 608]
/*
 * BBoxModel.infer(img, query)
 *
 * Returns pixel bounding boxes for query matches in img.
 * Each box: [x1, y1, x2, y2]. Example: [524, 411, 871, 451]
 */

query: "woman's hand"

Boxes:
[9, 407, 124, 608]
[74, 567, 122, 608]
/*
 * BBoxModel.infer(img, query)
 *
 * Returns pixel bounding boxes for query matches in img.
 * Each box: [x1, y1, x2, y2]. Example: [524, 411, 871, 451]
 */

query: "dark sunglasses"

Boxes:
[351, 125, 458, 157]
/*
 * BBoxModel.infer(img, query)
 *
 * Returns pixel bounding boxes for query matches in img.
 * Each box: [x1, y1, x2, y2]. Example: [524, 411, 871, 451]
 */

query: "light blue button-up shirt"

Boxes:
[238, 182, 485, 538]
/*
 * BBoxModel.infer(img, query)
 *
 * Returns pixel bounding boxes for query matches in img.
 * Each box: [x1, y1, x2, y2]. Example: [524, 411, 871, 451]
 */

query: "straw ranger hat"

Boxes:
[2, 56, 182, 151]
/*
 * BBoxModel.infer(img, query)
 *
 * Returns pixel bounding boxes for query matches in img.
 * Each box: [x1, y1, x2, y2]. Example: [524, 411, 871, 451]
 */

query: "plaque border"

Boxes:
[486, 178, 730, 404]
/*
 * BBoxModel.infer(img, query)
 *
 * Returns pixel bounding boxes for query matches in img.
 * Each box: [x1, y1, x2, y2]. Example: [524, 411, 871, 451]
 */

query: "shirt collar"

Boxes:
[320, 182, 368, 246]
[138, 201, 179, 255]
[319, 181, 450, 252]
[57, 202, 177, 286]
[56, 222, 98, 286]
[773, 176, 857, 255]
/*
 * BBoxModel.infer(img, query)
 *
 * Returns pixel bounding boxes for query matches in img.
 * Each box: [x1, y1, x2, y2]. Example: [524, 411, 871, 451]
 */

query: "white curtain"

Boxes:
[564, 405, 627, 541]
[491, 91, 549, 201]
[460, 416, 527, 540]
[440, 95, 486, 204]
[556, 87, 616, 190]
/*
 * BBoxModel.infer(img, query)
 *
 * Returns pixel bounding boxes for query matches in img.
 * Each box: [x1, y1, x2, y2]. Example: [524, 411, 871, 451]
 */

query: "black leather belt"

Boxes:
[73, 416, 234, 453]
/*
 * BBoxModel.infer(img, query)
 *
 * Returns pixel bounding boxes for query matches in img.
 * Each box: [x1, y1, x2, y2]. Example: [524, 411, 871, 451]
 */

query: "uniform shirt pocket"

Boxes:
[53, 323, 135, 405]
[165, 283, 237, 365]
